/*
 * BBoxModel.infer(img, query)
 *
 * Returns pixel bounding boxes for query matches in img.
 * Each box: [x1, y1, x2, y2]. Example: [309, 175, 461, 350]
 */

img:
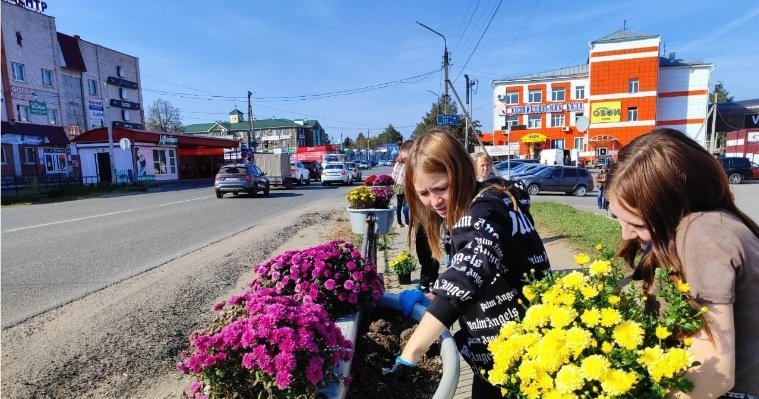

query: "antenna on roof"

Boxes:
[623, 19, 627, 30]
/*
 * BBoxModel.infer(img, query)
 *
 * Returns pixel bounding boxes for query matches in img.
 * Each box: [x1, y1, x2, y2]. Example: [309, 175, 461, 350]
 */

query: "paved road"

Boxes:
[0, 177, 369, 328]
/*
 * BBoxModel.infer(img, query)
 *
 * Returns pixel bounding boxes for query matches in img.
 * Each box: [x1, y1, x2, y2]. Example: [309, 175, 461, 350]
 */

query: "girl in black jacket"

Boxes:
[396, 129, 551, 398]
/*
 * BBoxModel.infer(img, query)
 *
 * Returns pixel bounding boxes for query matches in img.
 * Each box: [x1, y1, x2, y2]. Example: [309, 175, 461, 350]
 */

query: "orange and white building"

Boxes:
[487, 29, 714, 162]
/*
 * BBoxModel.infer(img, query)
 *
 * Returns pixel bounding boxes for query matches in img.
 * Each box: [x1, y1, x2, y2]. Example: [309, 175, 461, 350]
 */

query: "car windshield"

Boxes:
[534, 167, 553, 177]
[221, 167, 242, 174]
[325, 164, 343, 170]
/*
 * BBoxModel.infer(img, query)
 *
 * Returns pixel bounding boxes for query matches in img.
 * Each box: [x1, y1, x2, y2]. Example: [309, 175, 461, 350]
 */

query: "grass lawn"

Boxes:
[531, 202, 622, 260]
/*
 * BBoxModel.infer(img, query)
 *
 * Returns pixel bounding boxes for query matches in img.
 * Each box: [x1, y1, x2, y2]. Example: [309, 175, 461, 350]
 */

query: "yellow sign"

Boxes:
[521, 134, 548, 143]
[591, 101, 622, 123]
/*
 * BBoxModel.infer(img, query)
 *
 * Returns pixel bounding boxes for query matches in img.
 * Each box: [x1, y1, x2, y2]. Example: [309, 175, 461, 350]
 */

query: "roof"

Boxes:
[71, 127, 239, 147]
[57, 33, 87, 72]
[1, 122, 70, 145]
[494, 64, 588, 83]
[591, 28, 659, 44]
[229, 109, 243, 115]
[184, 118, 316, 134]
[659, 57, 714, 68]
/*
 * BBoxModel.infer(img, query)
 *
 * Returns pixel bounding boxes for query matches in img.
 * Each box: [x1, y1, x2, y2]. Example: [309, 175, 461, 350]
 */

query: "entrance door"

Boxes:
[96, 152, 112, 183]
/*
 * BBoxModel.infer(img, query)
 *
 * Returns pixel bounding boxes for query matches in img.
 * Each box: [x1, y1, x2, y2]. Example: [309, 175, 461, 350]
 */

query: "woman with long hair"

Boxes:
[392, 128, 551, 398]
[605, 128, 759, 398]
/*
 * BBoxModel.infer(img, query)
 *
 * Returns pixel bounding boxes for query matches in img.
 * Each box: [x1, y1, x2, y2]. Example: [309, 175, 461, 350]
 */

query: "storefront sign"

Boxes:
[159, 135, 178, 145]
[106, 76, 138, 89]
[3, 0, 47, 13]
[747, 131, 759, 143]
[521, 134, 548, 143]
[29, 100, 48, 115]
[508, 102, 584, 115]
[10, 85, 37, 99]
[112, 121, 143, 129]
[109, 99, 141, 110]
[590, 101, 622, 123]
[745, 114, 759, 129]
[88, 99, 104, 119]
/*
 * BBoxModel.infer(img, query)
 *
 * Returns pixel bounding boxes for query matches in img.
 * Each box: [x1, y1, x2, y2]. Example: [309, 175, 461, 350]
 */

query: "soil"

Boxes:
[347, 306, 442, 399]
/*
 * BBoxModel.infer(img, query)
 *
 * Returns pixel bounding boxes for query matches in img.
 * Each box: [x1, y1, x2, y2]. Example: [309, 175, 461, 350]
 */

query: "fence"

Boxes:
[0, 174, 95, 197]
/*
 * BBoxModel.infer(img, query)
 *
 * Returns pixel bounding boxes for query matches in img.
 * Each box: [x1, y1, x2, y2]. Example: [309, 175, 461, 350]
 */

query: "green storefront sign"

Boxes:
[30, 101, 48, 115]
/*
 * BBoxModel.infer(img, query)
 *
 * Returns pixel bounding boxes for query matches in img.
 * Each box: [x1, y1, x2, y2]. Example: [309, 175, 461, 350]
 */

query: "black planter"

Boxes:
[397, 273, 411, 284]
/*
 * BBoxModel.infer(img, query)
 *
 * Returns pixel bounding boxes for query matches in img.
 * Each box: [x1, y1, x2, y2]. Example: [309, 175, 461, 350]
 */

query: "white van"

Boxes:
[539, 149, 580, 166]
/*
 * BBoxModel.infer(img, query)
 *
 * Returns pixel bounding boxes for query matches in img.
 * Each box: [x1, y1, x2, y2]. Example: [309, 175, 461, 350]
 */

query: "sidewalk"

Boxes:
[377, 223, 580, 398]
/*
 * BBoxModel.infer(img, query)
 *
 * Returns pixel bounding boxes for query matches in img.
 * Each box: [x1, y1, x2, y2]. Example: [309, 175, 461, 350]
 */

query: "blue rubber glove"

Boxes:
[381, 355, 417, 375]
[399, 289, 430, 317]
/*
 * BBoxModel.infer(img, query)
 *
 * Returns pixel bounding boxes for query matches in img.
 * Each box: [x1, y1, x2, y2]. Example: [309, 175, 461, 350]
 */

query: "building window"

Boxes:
[505, 92, 518, 104]
[575, 86, 585, 100]
[12, 62, 25, 81]
[1, 146, 7, 164]
[574, 137, 584, 150]
[528, 90, 542, 103]
[628, 107, 638, 121]
[24, 146, 35, 164]
[16, 31, 23, 46]
[88, 79, 98, 95]
[152, 149, 176, 175]
[41, 69, 54, 86]
[550, 139, 565, 149]
[44, 152, 67, 174]
[551, 114, 565, 127]
[629, 78, 639, 94]
[505, 115, 519, 128]
[122, 109, 130, 121]
[17, 104, 30, 122]
[528, 115, 542, 128]
[48, 109, 58, 125]
[117, 66, 125, 78]
[551, 88, 565, 102]
[119, 87, 128, 99]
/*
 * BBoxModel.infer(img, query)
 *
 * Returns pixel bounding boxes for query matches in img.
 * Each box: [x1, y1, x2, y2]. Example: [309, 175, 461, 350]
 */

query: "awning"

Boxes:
[521, 133, 548, 143]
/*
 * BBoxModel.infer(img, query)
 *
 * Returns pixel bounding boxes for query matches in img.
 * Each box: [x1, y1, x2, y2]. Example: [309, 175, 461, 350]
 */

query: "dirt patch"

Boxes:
[347, 306, 442, 399]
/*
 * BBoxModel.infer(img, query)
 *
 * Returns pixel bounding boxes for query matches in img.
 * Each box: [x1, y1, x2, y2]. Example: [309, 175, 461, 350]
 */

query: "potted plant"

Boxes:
[345, 186, 396, 235]
[389, 251, 416, 284]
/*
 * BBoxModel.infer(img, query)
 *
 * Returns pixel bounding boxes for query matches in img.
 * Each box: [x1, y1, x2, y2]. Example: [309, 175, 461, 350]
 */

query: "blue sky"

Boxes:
[52, 1, 759, 142]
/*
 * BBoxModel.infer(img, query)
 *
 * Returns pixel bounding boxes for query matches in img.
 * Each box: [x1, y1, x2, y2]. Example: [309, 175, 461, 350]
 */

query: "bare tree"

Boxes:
[146, 99, 183, 132]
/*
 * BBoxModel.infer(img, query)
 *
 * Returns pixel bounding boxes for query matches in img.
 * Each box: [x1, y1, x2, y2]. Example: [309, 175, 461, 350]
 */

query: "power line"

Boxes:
[453, 0, 503, 84]
[486, 0, 540, 76]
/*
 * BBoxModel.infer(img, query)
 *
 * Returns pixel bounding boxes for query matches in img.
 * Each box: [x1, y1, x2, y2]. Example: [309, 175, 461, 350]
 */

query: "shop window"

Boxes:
[574, 137, 584, 150]
[528, 90, 542, 103]
[117, 66, 125, 78]
[1, 146, 7, 164]
[119, 87, 128, 99]
[24, 147, 35, 164]
[505, 92, 518, 104]
[48, 109, 58, 125]
[575, 86, 585, 100]
[550, 139, 565, 149]
[41, 69, 54, 86]
[551, 88, 565, 102]
[551, 114, 565, 127]
[528, 115, 541, 128]
[17, 105, 30, 122]
[44, 152, 67, 173]
[12, 62, 25, 81]
[628, 107, 638, 121]
[169, 149, 176, 175]
[152, 149, 176, 175]
[88, 79, 98, 95]
[629, 78, 639, 94]
[122, 109, 130, 121]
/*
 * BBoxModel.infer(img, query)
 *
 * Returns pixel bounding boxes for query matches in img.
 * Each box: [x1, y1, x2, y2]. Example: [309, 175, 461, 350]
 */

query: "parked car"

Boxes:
[321, 162, 353, 186]
[345, 161, 362, 181]
[517, 166, 594, 196]
[214, 163, 270, 198]
[717, 157, 753, 184]
[290, 160, 311, 185]
[301, 160, 323, 181]
[752, 162, 759, 180]
[497, 163, 543, 180]
[493, 159, 539, 173]
[382, 160, 394, 166]
[357, 161, 371, 170]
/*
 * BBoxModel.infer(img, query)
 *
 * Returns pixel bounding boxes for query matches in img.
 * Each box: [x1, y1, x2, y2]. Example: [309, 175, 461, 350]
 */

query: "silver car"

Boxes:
[345, 162, 362, 181]
[321, 162, 353, 186]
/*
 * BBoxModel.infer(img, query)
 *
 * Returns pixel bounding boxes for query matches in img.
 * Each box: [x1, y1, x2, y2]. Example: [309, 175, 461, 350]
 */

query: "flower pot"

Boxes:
[397, 273, 411, 284]
[346, 206, 395, 235]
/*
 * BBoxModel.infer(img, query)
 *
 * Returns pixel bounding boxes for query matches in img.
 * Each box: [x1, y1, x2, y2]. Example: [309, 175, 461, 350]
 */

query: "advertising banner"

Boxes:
[590, 101, 622, 123]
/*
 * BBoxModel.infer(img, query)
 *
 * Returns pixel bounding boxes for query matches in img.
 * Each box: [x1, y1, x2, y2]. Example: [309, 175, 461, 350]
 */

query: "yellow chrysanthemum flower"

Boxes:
[700, 306, 708, 313]
[565, 327, 593, 357]
[655, 326, 671, 340]
[637, 345, 664, 367]
[683, 337, 693, 346]
[599, 308, 622, 327]
[600, 369, 637, 396]
[555, 364, 584, 393]
[549, 306, 577, 329]
[574, 253, 590, 265]
[675, 279, 690, 293]
[613, 321, 645, 350]
[580, 284, 599, 299]
[580, 354, 611, 381]
[601, 341, 614, 354]
[663, 348, 693, 374]
[561, 271, 585, 289]
[595, 243, 603, 251]
[607, 295, 621, 305]
[580, 308, 601, 327]
[523, 285, 536, 302]
[589, 260, 612, 276]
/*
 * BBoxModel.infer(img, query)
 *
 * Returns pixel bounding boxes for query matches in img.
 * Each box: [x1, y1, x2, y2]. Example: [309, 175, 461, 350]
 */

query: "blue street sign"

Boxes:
[437, 114, 459, 126]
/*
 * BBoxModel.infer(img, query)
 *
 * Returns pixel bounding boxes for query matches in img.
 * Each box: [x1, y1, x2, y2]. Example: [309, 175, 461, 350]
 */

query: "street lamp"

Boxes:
[416, 21, 449, 115]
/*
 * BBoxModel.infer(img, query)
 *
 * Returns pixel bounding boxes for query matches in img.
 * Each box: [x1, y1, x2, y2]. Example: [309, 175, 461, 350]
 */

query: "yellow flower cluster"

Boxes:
[345, 186, 376, 209]
[487, 249, 703, 398]
[389, 251, 416, 275]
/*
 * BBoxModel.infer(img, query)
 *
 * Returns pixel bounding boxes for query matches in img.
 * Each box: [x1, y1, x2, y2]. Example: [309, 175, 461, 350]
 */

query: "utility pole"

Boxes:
[465, 74, 470, 152]
[710, 90, 718, 155]
[102, 81, 116, 184]
[247, 91, 254, 162]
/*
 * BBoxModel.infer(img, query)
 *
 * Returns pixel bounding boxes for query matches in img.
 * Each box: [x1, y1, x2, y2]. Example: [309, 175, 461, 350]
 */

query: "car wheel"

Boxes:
[728, 173, 744, 184]
[573, 185, 587, 197]
[322, 181, 328, 186]
[527, 183, 540, 196]
[264, 182, 270, 196]
[232, 191, 238, 196]
[305, 176, 310, 185]
[250, 184, 258, 197]
[216, 191, 223, 198]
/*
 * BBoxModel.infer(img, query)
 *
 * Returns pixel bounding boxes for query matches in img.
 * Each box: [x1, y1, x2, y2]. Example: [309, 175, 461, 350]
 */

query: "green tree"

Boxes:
[412, 100, 480, 150]
[321, 132, 331, 145]
[146, 98, 183, 132]
[710, 82, 733, 104]
[342, 137, 354, 149]
[355, 132, 368, 150]
[371, 124, 403, 147]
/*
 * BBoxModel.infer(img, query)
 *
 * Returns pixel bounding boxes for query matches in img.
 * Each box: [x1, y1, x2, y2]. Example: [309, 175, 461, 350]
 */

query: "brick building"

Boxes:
[487, 29, 714, 163]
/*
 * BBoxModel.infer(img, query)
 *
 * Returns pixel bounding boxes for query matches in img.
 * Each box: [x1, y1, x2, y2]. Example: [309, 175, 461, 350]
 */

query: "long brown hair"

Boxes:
[606, 128, 759, 291]
[404, 129, 477, 259]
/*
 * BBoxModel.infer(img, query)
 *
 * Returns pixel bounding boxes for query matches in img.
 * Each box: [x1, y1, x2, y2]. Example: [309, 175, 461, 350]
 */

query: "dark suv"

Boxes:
[301, 160, 322, 182]
[718, 157, 753, 184]
[214, 164, 270, 198]
[518, 166, 594, 196]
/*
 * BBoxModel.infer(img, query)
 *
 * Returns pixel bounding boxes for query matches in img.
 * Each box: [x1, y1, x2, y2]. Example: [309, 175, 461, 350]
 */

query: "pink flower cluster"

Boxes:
[371, 185, 394, 209]
[372, 174, 394, 186]
[178, 288, 352, 398]
[251, 240, 384, 317]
